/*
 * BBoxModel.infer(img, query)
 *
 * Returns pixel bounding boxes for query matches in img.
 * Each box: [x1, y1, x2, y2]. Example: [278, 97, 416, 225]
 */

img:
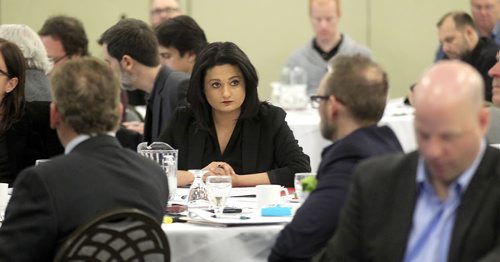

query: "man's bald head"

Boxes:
[414, 60, 484, 113]
[413, 60, 489, 186]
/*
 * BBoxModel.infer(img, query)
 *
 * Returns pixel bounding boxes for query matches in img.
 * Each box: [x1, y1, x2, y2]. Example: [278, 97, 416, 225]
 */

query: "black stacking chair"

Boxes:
[54, 208, 170, 262]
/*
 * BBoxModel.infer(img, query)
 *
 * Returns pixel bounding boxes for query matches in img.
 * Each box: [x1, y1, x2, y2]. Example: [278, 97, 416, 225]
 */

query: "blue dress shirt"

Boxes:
[403, 140, 486, 262]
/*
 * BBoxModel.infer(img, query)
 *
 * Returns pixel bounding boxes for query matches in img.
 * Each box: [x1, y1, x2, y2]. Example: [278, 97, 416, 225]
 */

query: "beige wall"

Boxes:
[1, 0, 471, 98]
[370, 0, 469, 97]
[0, 0, 149, 58]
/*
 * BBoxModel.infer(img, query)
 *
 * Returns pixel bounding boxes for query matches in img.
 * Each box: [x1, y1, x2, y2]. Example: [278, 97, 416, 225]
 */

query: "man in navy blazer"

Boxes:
[99, 18, 189, 143]
[0, 57, 169, 262]
[318, 61, 500, 261]
[269, 55, 403, 261]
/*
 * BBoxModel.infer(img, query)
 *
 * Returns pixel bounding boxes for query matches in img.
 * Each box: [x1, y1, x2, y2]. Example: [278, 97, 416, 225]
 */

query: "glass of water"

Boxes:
[206, 176, 232, 217]
[294, 172, 316, 202]
[187, 169, 209, 209]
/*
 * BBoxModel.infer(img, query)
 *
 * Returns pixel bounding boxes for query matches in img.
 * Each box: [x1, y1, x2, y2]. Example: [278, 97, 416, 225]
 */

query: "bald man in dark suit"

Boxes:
[318, 61, 500, 262]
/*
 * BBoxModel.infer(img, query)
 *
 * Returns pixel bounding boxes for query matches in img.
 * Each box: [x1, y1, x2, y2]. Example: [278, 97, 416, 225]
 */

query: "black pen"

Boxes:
[212, 215, 250, 220]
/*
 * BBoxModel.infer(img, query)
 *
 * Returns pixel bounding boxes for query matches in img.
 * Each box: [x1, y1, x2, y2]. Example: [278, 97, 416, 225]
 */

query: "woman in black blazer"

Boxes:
[159, 42, 310, 187]
[0, 39, 62, 185]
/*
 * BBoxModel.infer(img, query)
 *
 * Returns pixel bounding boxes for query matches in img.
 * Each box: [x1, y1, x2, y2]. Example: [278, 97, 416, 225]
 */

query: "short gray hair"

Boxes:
[51, 57, 121, 134]
[0, 24, 51, 73]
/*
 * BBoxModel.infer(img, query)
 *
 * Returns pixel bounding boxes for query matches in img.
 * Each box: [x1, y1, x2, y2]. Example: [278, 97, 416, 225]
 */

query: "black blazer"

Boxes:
[446, 37, 500, 101]
[158, 103, 311, 187]
[4, 101, 63, 185]
[0, 135, 169, 262]
[270, 125, 403, 261]
[319, 147, 500, 262]
[144, 66, 190, 143]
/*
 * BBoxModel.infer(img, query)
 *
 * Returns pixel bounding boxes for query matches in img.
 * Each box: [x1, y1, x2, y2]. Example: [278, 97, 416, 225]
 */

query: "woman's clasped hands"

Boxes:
[202, 162, 242, 185]
[203, 161, 236, 176]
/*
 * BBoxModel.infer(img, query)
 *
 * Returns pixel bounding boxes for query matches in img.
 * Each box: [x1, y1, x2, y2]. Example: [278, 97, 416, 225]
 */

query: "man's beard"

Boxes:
[320, 119, 335, 141]
[120, 70, 136, 91]
[121, 82, 136, 91]
[456, 47, 472, 60]
[457, 36, 472, 60]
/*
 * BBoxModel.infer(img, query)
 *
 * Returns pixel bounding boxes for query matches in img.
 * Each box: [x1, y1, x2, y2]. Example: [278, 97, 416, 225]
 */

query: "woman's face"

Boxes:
[0, 53, 17, 103]
[204, 64, 246, 116]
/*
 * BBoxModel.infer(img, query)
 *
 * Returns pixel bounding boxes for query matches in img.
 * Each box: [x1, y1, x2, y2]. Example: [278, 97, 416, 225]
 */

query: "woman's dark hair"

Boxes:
[188, 41, 260, 131]
[0, 38, 26, 132]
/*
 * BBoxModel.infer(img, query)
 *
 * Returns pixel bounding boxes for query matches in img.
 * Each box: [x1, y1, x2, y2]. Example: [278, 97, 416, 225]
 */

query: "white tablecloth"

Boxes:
[163, 222, 284, 262]
[163, 192, 295, 262]
[285, 99, 417, 171]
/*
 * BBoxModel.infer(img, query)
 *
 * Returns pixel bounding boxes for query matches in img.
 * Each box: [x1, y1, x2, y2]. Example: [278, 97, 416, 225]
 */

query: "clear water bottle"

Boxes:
[281, 66, 292, 85]
[290, 66, 307, 86]
[270, 82, 282, 106]
[290, 67, 308, 109]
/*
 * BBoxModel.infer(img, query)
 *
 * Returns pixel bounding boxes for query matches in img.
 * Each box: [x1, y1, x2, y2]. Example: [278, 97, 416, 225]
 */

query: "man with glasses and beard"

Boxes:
[270, 55, 403, 261]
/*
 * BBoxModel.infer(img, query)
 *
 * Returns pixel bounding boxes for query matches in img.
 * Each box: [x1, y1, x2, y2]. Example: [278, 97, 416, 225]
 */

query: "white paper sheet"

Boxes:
[186, 209, 292, 226]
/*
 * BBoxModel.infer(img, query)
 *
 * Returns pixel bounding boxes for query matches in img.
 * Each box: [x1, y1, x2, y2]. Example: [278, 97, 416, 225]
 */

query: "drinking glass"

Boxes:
[187, 170, 210, 209]
[206, 176, 232, 217]
[294, 172, 316, 202]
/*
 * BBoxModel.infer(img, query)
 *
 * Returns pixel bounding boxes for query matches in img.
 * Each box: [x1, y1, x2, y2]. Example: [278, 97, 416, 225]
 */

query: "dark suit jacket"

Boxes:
[4, 101, 63, 185]
[158, 103, 311, 187]
[319, 147, 500, 262]
[144, 66, 189, 143]
[116, 126, 143, 151]
[269, 125, 403, 262]
[0, 135, 169, 262]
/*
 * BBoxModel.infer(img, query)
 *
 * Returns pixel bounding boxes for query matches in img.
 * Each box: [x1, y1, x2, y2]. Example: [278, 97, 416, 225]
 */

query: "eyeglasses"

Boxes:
[151, 7, 180, 16]
[472, 4, 495, 12]
[310, 95, 330, 109]
[0, 68, 11, 78]
[49, 55, 68, 65]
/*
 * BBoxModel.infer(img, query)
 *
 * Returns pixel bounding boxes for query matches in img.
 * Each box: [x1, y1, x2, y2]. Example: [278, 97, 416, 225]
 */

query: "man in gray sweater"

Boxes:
[284, 0, 371, 96]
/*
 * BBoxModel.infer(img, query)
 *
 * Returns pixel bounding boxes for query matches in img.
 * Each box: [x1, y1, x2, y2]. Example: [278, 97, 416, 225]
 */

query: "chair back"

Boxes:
[54, 208, 170, 262]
